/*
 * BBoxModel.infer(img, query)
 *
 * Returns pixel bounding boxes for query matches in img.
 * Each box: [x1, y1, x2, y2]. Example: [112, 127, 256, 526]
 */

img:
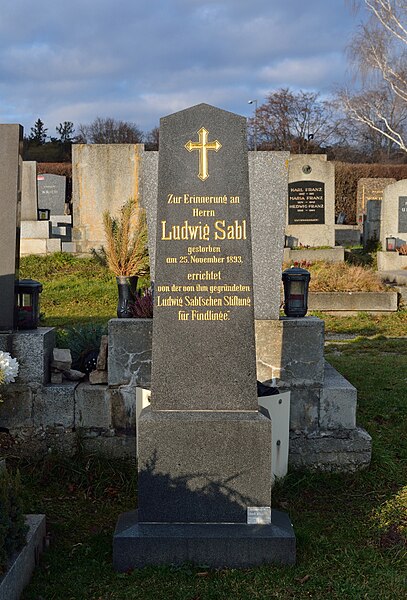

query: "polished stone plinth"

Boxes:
[113, 509, 295, 570]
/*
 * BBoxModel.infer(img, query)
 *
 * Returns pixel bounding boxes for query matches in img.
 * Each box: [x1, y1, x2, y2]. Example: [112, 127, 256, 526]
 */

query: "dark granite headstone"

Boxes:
[37, 174, 66, 215]
[114, 104, 295, 569]
[399, 196, 407, 233]
[288, 180, 325, 225]
[0, 124, 22, 331]
[151, 103, 257, 411]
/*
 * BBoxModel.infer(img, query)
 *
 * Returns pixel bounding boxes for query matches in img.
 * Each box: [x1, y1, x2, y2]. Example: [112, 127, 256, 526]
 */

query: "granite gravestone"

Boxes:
[21, 161, 38, 221]
[140, 150, 288, 321]
[380, 179, 407, 248]
[113, 104, 295, 569]
[363, 199, 382, 247]
[356, 178, 396, 231]
[399, 197, 407, 233]
[0, 124, 23, 331]
[288, 181, 325, 225]
[286, 155, 335, 247]
[37, 173, 66, 215]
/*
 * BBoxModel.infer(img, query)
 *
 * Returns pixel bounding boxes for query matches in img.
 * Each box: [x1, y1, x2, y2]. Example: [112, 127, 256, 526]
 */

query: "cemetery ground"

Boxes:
[11, 252, 407, 599]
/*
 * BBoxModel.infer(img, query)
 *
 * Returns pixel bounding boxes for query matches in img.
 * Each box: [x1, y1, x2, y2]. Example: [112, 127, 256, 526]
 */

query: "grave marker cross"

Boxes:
[185, 127, 222, 181]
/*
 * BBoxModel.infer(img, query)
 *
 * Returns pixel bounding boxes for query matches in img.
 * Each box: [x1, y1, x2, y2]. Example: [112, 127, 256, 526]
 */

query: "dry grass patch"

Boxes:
[283, 261, 386, 292]
[307, 262, 386, 292]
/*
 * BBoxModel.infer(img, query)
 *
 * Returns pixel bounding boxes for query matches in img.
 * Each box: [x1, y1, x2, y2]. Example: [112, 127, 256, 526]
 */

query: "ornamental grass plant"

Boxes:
[102, 197, 149, 278]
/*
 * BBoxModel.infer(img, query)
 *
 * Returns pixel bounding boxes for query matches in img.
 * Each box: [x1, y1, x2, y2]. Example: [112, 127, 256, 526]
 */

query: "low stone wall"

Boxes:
[0, 317, 372, 472]
[0, 381, 138, 459]
[308, 291, 398, 313]
[377, 251, 407, 271]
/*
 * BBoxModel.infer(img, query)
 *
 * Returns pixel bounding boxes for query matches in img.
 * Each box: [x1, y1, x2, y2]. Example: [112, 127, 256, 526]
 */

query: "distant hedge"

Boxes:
[38, 163, 72, 177]
[335, 163, 407, 224]
[37, 161, 407, 225]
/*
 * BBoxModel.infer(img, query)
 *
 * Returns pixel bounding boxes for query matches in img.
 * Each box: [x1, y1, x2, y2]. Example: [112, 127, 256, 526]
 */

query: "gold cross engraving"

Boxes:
[185, 127, 222, 181]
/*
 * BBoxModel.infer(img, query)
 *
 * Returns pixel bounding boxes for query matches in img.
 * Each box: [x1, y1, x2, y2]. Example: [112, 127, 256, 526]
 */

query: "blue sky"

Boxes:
[0, 0, 365, 138]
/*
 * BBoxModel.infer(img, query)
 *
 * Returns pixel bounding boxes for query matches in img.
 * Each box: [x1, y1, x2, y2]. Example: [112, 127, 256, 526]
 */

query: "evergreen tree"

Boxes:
[29, 118, 48, 144]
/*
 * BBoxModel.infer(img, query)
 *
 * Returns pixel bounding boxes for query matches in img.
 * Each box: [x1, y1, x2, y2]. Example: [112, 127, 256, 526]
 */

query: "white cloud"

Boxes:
[0, 0, 358, 134]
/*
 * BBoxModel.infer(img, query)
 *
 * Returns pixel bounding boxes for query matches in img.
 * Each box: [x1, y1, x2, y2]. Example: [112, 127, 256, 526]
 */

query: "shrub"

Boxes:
[56, 323, 107, 372]
[0, 469, 27, 575]
[131, 288, 154, 318]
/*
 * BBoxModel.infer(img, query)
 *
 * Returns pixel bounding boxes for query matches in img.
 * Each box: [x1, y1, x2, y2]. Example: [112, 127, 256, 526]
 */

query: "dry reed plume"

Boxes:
[103, 197, 149, 277]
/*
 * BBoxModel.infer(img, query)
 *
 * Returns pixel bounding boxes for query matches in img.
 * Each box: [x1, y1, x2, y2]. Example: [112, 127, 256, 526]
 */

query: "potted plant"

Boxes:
[103, 197, 149, 318]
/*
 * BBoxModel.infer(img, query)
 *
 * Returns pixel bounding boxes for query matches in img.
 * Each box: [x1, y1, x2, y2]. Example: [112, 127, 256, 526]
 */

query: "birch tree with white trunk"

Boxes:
[341, 0, 407, 153]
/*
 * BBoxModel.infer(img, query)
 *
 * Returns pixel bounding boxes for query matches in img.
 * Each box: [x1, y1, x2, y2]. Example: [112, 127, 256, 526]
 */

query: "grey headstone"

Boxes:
[356, 177, 396, 230]
[249, 151, 288, 319]
[286, 155, 335, 247]
[380, 179, 407, 247]
[115, 104, 294, 566]
[151, 103, 258, 411]
[142, 150, 288, 320]
[363, 199, 381, 245]
[21, 161, 38, 220]
[399, 196, 407, 233]
[0, 124, 23, 331]
[37, 173, 66, 215]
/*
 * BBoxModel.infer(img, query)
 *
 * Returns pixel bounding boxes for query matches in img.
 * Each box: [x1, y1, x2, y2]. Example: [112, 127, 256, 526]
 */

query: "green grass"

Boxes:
[20, 253, 149, 328]
[312, 310, 407, 337]
[15, 338, 406, 599]
[14, 254, 406, 598]
[21, 254, 407, 338]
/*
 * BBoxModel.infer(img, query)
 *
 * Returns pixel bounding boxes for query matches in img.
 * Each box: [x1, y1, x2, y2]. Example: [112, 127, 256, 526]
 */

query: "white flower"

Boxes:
[0, 351, 19, 384]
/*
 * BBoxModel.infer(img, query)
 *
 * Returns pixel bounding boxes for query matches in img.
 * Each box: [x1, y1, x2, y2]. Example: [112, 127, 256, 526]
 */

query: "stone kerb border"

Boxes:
[0, 515, 46, 600]
[308, 291, 398, 313]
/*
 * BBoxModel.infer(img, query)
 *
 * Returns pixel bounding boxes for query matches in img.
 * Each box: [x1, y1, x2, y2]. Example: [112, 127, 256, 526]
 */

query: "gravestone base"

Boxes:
[377, 251, 407, 271]
[113, 509, 295, 570]
[137, 408, 272, 523]
[0, 328, 55, 384]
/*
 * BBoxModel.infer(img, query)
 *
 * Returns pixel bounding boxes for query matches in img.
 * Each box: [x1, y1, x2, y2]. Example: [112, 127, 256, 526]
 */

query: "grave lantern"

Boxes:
[282, 266, 311, 318]
[386, 236, 397, 252]
[15, 279, 43, 329]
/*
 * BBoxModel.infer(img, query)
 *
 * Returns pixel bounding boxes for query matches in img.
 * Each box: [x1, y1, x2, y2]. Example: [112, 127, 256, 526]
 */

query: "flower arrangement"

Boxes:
[0, 352, 19, 400]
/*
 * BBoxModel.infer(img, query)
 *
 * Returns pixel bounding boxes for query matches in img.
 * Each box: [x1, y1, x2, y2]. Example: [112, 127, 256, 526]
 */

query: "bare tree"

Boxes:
[248, 88, 343, 152]
[341, 0, 407, 153]
[145, 126, 159, 150]
[78, 117, 144, 144]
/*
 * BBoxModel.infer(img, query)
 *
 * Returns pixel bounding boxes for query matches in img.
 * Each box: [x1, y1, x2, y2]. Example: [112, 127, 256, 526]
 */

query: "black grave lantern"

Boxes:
[15, 279, 43, 329]
[282, 266, 311, 318]
[386, 236, 397, 252]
